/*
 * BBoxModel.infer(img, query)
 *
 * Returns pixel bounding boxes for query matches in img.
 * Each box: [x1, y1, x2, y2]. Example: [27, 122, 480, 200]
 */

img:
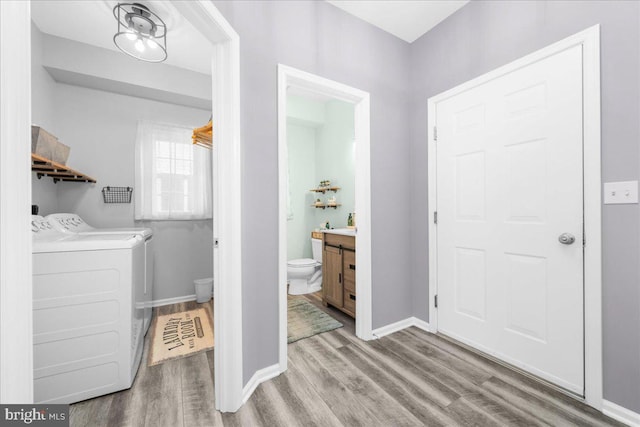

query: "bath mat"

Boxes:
[288, 298, 343, 344]
[148, 307, 214, 366]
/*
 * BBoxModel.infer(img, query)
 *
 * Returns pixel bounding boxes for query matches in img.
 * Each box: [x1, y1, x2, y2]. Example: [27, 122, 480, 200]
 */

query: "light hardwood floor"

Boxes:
[71, 295, 622, 427]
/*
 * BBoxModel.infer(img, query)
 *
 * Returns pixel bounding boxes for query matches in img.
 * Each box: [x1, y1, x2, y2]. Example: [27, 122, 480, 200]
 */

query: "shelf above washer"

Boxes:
[31, 153, 96, 184]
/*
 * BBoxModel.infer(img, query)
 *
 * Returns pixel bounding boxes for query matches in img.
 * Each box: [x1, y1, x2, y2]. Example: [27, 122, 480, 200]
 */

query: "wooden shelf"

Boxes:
[312, 204, 342, 209]
[31, 153, 96, 184]
[310, 187, 341, 194]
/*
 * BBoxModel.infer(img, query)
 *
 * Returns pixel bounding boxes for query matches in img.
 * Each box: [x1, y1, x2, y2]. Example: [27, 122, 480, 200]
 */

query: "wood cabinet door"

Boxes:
[323, 246, 343, 307]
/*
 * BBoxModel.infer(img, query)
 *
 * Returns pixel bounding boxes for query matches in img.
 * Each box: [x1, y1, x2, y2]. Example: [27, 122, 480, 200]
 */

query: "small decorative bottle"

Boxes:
[347, 213, 353, 227]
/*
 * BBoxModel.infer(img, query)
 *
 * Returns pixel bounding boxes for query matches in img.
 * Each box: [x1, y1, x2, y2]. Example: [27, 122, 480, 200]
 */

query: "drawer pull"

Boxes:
[349, 264, 356, 271]
[338, 273, 342, 283]
[349, 294, 356, 301]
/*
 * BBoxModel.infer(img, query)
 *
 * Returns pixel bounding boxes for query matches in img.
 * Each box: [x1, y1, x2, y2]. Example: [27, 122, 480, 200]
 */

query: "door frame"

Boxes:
[172, 1, 243, 412]
[427, 25, 602, 409]
[277, 64, 373, 373]
[0, 0, 245, 412]
[0, 0, 33, 403]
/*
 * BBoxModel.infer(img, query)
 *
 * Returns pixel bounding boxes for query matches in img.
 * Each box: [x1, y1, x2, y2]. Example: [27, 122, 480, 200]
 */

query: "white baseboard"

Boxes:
[152, 294, 197, 308]
[241, 363, 281, 405]
[411, 316, 434, 333]
[372, 316, 432, 339]
[603, 400, 640, 426]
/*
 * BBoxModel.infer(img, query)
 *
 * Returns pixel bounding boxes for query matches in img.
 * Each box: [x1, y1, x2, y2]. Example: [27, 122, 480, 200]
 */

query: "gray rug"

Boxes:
[288, 298, 343, 344]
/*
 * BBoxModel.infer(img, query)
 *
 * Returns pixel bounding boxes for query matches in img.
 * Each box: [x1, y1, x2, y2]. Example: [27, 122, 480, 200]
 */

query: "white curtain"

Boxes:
[135, 120, 212, 220]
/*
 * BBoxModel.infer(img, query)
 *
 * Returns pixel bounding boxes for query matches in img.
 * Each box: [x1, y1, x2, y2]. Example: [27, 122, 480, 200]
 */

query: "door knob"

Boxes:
[558, 233, 575, 245]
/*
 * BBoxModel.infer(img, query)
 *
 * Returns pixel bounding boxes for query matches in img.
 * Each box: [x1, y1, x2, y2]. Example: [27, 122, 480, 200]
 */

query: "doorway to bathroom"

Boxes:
[277, 65, 373, 373]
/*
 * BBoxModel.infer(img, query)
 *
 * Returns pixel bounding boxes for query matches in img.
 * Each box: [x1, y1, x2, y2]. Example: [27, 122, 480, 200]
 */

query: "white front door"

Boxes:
[435, 45, 584, 394]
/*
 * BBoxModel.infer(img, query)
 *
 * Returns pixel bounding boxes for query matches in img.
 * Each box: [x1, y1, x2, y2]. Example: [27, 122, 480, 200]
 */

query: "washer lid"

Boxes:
[288, 258, 318, 267]
[78, 227, 153, 238]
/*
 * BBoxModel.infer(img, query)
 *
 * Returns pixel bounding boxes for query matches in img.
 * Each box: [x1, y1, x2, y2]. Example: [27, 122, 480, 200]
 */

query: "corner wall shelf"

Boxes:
[310, 187, 341, 194]
[31, 153, 96, 184]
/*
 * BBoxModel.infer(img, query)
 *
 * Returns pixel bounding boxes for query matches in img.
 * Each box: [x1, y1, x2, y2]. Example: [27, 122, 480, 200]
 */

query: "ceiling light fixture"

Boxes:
[113, 3, 167, 63]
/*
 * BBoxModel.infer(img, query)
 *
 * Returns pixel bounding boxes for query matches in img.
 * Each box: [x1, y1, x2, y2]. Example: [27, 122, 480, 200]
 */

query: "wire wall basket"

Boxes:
[102, 186, 133, 204]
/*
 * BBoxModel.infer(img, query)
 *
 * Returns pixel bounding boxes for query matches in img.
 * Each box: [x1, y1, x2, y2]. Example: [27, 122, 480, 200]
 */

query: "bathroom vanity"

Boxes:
[322, 230, 356, 318]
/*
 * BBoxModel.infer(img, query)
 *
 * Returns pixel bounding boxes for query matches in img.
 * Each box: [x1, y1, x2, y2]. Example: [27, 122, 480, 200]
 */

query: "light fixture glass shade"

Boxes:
[113, 3, 167, 63]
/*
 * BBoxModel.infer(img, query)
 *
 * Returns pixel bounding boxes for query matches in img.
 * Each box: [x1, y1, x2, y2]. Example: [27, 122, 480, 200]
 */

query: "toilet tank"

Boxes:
[311, 238, 323, 262]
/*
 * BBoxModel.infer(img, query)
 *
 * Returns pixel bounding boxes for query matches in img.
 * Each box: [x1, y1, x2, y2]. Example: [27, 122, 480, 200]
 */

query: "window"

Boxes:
[135, 121, 212, 220]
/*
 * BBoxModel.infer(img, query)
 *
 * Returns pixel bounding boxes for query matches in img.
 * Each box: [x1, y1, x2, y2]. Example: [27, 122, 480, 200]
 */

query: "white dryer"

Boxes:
[46, 213, 154, 333]
[32, 216, 145, 404]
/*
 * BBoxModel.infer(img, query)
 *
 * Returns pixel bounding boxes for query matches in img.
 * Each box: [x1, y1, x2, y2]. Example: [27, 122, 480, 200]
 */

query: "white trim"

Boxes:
[427, 108, 439, 333]
[603, 400, 640, 427]
[427, 25, 602, 409]
[372, 317, 433, 338]
[580, 25, 603, 411]
[172, 1, 243, 413]
[151, 294, 197, 308]
[0, 0, 33, 403]
[372, 318, 416, 338]
[277, 64, 373, 375]
[412, 317, 435, 333]
[241, 363, 281, 405]
[277, 66, 288, 374]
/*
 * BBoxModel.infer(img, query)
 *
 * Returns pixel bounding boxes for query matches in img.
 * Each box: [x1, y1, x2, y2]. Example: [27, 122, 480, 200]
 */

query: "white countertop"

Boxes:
[322, 228, 356, 237]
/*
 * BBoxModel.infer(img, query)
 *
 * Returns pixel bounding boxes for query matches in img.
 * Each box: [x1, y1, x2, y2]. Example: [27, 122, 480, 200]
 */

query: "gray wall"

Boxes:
[287, 123, 317, 260]
[287, 98, 356, 260]
[31, 23, 59, 215]
[31, 24, 214, 302]
[408, 0, 640, 412]
[52, 84, 214, 301]
[315, 100, 355, 230]
[40, 34, 211, 110]
[213, 0, 413, 385]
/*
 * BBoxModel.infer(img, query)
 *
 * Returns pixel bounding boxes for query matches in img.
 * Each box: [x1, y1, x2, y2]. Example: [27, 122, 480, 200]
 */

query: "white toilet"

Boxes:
[287, 237, 323, 295]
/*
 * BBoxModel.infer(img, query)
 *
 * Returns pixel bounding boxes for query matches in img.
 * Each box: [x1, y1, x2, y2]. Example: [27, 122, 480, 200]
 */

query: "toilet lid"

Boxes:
[288, 258, 318, 267]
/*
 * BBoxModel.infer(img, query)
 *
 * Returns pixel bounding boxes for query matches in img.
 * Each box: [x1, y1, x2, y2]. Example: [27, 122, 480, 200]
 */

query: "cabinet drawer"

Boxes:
[344, 277, 355, 293]
[343, 250, 356, 284]
[342, 277, 356, 295]
[324, 233, 355, 251]
[343, 289, 356, 315]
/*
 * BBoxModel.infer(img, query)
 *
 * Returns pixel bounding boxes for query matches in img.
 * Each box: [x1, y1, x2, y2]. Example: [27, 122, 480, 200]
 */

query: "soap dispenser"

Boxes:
[347, 213, 353, 227]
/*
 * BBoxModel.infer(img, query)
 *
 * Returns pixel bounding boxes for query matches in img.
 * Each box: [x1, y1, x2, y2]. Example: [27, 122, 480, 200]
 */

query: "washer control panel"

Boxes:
[31, 215, 64, 240]
[46, 213, 89, 233]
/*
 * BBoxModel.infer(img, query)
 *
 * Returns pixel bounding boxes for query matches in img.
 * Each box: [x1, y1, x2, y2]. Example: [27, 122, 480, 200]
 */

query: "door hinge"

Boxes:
[434, 294, 438, 308]
[433, 211, 438, 224]
[433, 126, 438, 141]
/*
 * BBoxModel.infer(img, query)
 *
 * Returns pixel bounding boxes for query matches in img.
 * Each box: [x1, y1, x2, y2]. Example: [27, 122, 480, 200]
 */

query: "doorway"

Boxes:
[0, 0, 244, 412]
[277, 65, 373, 372]
[427, 26, 602, 408]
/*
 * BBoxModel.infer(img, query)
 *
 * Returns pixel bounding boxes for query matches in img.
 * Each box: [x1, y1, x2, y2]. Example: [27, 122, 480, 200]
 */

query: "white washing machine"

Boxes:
[46, 213, 154, 333]
[32, 216, 145, 404]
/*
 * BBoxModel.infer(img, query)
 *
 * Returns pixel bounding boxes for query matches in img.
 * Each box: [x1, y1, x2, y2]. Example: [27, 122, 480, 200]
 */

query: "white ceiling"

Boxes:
[31, 1, 212, 75]
[326, 0, 469, 43]
[31, 1, 469, 74]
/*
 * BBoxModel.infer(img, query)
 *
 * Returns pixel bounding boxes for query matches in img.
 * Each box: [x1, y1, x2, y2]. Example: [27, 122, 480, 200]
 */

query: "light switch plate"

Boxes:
[604, 181, 638, 204]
